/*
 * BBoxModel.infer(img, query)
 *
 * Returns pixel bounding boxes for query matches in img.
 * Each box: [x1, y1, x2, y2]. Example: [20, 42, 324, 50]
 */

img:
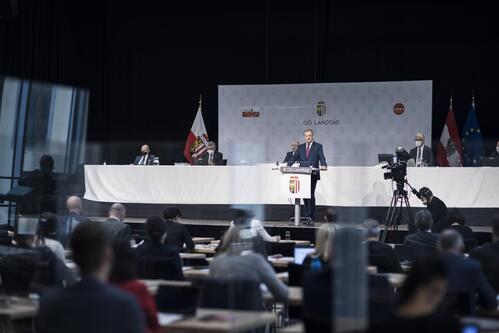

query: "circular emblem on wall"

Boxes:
[393, 102, 405, 115]
[316, 101, 326, 117]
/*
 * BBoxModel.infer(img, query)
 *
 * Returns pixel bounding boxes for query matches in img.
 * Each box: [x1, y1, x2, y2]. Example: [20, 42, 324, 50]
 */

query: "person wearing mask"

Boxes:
[283, 141, 300, 163]
[132, 144, 156, 165]
[404, 209, 439, 253]
[210, 224, 289, 303]
[110, 242, 161, 333]
[469, 214, 499, 293]
[102, 203, 131, 244]
[135, 216, 183, 280]
[363, 219, 402, 273]
[303, 224, 336, 270]
[409, 133, 434, 167]
[369, 256, 460, 333]
[38, 223, 144, 333]
[286, 129, 327, 221]
[162, 207, 195, 251]
[57, 196, 90, 248]
[414, 187, 448, 233]
[194, 141, 224, 165]
[439, 229, 497, 311]
[37, 212, 66, 263]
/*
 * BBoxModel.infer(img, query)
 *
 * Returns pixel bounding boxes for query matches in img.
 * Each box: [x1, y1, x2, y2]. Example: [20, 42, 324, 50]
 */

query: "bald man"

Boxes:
[57, 196, 90, 247]
[283, 141, 300, 163]
[132, 144, 156, 165]
[101, 203, 131, 244]
[409, 133, 434, 166]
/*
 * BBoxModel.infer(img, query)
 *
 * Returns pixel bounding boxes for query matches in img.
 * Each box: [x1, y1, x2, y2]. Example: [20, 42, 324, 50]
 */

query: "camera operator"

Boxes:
[409, 133, 434, 167]
[412, 187, 448, 233]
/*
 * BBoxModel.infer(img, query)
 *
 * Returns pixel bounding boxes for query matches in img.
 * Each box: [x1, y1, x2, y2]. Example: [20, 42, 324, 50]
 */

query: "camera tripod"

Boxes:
[381, 180, 416, 243]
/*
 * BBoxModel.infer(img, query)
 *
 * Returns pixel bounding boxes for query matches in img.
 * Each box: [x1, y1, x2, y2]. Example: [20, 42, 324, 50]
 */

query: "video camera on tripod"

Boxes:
[382, 147, 411, 187]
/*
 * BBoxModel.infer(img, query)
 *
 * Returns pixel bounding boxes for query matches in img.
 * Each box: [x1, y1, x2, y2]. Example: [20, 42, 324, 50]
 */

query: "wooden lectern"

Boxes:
[280, 166, 312, 226]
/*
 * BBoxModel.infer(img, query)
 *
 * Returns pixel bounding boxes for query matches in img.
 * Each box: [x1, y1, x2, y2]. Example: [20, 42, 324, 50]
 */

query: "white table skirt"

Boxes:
[84, 165, 499, 208]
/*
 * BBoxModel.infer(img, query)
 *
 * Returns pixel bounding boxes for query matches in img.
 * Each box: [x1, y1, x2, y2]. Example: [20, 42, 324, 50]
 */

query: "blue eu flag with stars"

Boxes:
[461, 98, 484, 166]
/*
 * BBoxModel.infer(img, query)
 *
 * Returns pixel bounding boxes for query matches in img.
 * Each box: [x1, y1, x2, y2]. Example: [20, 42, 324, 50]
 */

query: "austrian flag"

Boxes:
[437, 98, 463, 167]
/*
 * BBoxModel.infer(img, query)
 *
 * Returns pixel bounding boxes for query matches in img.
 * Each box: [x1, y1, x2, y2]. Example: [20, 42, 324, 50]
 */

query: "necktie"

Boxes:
[417, 148, 421, 166]
[306, 143, 310, 159]
[142, 154, 148, 165]
[209, 153, 213, 165]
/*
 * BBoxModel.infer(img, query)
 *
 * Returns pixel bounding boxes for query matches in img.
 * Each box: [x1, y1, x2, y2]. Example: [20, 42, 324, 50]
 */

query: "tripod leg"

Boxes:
[404, 196, 416, 232]
[382, 193, 398, 243]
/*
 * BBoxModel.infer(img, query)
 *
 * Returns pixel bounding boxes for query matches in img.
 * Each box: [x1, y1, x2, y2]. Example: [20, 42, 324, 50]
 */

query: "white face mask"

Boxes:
[415, 140, 423, 148]
[496, 146, 499, 154]
[207, 149, 215, 154]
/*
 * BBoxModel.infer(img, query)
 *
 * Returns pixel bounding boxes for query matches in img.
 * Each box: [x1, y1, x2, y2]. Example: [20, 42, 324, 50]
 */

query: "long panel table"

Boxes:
[84, 165, 499, 208]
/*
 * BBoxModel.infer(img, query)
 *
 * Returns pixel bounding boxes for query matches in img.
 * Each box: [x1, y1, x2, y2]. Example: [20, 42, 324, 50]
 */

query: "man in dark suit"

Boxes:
[287, 129, 327, 221]
[132, 144, 156, 165]
[162, 207, 194, 251]
[283, 141, 299, 163]
[404, 209, 439, 253]
[447, 208, 477, 252]
[101, 203, 131, 244]
[57, 196, 90, 248]
[409, 132, 434, 166]
[38, 222, 144, 333]
[194, 141, 224, 165]
[416, 187, 448, 233]
[469, 214, 499, 293]
[439, 229, 497, 310]
[363, 219, 402, 273]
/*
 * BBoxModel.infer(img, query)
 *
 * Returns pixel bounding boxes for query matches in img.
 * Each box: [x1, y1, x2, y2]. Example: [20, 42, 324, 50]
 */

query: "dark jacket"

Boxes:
[56, 213, 91, 248]
[133, 154, 156, 165]
[135, 242, 183, 279]
[409, 145, 434, 166]
[286, 141, 327, 179]
[367, 241, 403, 273]
[449, 224, 477, 252]
[427, 197, 448, 233]
[38, 277, 144, 333]
[469, 241, 499, 293]
[404, 231, 439, 251]
[283, 151, 297, 163]
[164, 220, 194, 251]
[441, 253, 497, 310]
[194, 151, 224, 165]
[102, 218, 131, 244]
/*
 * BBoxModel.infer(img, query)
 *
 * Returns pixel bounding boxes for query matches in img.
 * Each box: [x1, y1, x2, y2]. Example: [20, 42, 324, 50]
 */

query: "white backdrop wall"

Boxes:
[218, 81, 432, 166]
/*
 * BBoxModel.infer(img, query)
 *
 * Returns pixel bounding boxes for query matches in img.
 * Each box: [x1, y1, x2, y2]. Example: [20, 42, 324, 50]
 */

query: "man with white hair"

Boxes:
[409, 132, 434, 166]
[101, 203, 131, 244]
[132, 144, 156, 165]
[57, 196, 90, 247]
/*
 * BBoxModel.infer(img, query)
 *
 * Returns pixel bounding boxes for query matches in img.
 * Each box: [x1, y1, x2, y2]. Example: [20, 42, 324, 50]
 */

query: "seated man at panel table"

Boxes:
[162, 207, 195, 251]
[404, 209, 439, 254]
[102, 203, 131, 245]
[409, 132, 434, 167]
[283, 140, 299, 163]
[439, 229, 497, 311]
[469, 214, 499, 293]
[194, 141, 224, 165]
[38, 223, 144, 333]
[57, 196, 90, 248]
[132, 144, 156, 165]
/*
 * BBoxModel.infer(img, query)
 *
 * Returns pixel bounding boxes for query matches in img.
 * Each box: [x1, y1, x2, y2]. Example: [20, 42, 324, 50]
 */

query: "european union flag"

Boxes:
[461, 99, 484, 166]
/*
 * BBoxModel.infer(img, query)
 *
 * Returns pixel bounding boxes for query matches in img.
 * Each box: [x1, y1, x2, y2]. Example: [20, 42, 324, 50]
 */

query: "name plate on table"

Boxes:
[280, 172, 311, 199]
[280, 166, 313, 175]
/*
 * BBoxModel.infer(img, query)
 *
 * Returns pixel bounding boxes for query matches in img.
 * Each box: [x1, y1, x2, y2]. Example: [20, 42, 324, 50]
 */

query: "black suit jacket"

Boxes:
[283, 151, 297, 163]
[404, 232, 439, 250]
[135, 242, 183, 278]
[367, 241, 403, 273]
[449, 224, 477, 251]
[441, 253, 497, 310]
[470, 241, 499, 293]
[102, 218, 131, 244]
[164, 220, 195, 251]
[38, 277, 144, 333]
[287, 141, 327, 179]
[133, 154, 156, 165]
[409, 145, 434, 166]
[194, 151, 224, 165]
[428, 197, 448, 233]
[56, 213, 91, 248]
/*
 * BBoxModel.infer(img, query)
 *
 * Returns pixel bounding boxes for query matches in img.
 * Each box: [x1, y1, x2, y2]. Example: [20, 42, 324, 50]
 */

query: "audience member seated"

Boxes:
[0, 231, 75, 295]
[210, 223, 288, 303]
[363, 219, 402, 273]
[227, 210, 280, 242]
[162, 207, 195, 251]
[37, 212, 66, 263]
[57, 196, 90, 248]
[18, 154, 56, 214]
[38, 223, 144, 333]
[110, 242, 160, 333]
[324, 207, 340, 223]
[447, 208, 477, 252]
[469, 214, 499, 293]
[303, 224, 336, 269]
[102, 203, 131, 244]
[439, 229, 497, 311]
[369, 256, 460, 333]
[135, 216, 183, 280]
[403, 209, 439, 254]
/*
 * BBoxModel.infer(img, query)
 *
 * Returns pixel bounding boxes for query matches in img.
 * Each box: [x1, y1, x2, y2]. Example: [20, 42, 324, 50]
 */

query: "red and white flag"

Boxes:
[437, 98, 463, 167]
[183, 96, 209, 164]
